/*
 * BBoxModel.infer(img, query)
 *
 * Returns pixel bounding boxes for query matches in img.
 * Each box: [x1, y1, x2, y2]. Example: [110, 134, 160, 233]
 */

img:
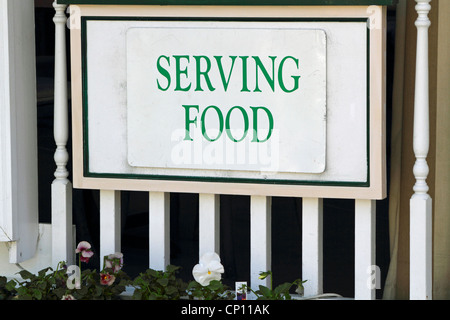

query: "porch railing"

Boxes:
[50, 0, 433, 300]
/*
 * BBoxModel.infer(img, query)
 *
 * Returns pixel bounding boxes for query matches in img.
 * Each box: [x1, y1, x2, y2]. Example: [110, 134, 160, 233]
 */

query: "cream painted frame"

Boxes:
[70, 5, 387, 199]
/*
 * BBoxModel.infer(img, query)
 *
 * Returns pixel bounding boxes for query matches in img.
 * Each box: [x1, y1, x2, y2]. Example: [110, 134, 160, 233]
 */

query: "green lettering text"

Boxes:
[278, 56, 301, 93]
[156, 55, 171, 91]
[182, 105, 199, 141]
[174, 55, 191, 91]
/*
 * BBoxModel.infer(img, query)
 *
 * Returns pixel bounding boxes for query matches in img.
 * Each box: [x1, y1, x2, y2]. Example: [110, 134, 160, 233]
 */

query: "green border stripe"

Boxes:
[81, 16, 371, 187]
[59, 0, 397, 6]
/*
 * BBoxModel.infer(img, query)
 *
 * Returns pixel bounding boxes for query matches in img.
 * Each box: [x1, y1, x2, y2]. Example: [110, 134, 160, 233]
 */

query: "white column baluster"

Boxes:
[354, 199, 376, 300]
[100, 190, 121, 270]
[199, 194, 220, 257]
[410, 0, 433, 300]
[302, 198, 323, 297]
[51, 1, 73, 267]
[149, 192, 170, 271]
[250, 196, 272, 293]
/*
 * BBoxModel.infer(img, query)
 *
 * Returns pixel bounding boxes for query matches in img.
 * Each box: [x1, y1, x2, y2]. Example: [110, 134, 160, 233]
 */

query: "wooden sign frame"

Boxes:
[67, 2, 388, 199]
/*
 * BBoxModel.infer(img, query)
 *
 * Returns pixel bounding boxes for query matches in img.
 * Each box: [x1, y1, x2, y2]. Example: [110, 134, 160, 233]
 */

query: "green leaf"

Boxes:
[43, 281, 50, 289]
[157, 277, 169, 287]
[258, 271, 272, 280]
[18, 270, 34, 280]
[257, 285, 272, 298]
[165, 285, 178, 296]
[38, 267, 52, 278]
[33, 289, 42, 300]
[165, 265, 181, 273]
[78, 286, 88, 296]
[273, 282, 292, 295]
[148, 293, 158, 300]
[147, 269, 158, 278]
[94, 285, 103, 297]
[53, 287, 67, 299]
[187, 281, 198, 290]
[208, 280, 222, 291]
[132, 291, 142, 300]
[5, 280, 17, 292]
[19, 293, 32, 300]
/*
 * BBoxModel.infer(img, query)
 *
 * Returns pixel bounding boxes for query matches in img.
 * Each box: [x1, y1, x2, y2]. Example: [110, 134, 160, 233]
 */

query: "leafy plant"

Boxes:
[7, 263, 130, 300]
[63, 268, 130, 300]
[187, 279, 235, 300]
[187, 252, 234, 300]
[12, 263, 67, 300]
[131, 265, 188, 300]
[9, 242, 131, 300]
[62, 247, 130, 300]
[244, 271, 306, 300]
[0, 276, 17, 300]
[0, 244, 307, 301]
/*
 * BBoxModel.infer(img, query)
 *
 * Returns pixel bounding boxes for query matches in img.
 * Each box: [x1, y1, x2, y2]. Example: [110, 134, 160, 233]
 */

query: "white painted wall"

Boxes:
[0, 224, 52, 280]
[0, 0, 39, 263]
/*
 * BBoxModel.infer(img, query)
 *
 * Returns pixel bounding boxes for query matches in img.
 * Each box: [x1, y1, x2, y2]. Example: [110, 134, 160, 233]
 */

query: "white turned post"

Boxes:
[410, 0, 433, 300]
[354, 199, 376, 300]
[149, 192, 170, 270]
[100, 190, 121, 270]
[52, 1, 73, 267]
[199, 194, 220, 257]
[250, 196, 272, 292]
[302, 198, 323, 297]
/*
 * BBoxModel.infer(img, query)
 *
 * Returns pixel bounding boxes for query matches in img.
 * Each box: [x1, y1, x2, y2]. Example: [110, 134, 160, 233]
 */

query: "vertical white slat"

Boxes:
[51, 182, 73, 266]
[354, 199, 376, 300]
[51, 1, 73, 267]
[250, 196, 272, 292]
[410, 199, 432, 299]
[149, 192, 170, 270]
[100, 190, 121, 270]
[410, 0, 433, 301]
[199, 194, 220, 257]
[302, 198, 323, 297]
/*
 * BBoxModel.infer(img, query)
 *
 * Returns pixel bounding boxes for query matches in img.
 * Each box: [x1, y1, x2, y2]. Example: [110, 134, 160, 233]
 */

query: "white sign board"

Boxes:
[70, 6, 387, 199]
[126, 23, 327, 174]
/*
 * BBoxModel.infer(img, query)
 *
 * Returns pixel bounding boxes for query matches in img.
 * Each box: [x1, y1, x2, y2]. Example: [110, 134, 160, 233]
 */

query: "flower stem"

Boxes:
[270, 272, 273, 291]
